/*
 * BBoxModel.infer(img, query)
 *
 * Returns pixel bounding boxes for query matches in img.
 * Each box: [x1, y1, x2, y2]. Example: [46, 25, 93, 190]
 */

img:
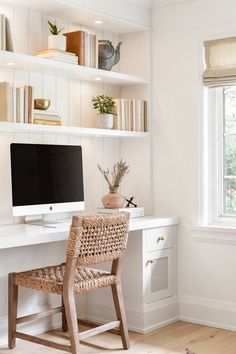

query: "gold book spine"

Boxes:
[33, 119, 61, 126]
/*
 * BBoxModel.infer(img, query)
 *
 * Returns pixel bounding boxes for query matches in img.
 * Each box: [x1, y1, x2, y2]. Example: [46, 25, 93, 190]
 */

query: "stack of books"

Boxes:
[97, 207, 145, 218]
[64, 30, 98, 68]
[0, 14, 14, 51]
[0, 82, 33, 123]
[114, 99, 147, 132]
[36, 49, 78, 64]
[33, 110, 61, 126]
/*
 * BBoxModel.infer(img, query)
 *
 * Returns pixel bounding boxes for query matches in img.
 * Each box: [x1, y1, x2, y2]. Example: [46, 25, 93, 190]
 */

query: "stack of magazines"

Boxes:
[33, 110, 62, 126]
[36, 49, 78, 64]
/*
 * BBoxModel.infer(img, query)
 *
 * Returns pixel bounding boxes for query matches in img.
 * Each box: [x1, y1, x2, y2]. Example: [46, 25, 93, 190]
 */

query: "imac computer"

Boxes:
[10, 143, 84, 224]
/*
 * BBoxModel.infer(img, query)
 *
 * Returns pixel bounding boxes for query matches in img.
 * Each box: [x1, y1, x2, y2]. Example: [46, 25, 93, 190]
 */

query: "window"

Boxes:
[202, 36, 236, 226]
[207, 86, 236, 225]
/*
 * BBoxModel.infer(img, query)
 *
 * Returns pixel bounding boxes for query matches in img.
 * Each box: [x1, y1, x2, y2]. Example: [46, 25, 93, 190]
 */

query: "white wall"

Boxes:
[152, 0, 236, 330]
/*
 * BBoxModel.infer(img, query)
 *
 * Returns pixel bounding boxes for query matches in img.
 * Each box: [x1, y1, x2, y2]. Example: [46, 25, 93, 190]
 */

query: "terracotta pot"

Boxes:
[101, 187, 125, 208]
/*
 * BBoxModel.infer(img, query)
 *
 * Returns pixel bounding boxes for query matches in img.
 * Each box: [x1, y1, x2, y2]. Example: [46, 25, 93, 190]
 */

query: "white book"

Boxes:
[0, 15, 2, 50]
[120, 99, 126, 130]
[43, 57, 78, 65]
[24, 86, 29, 123]
[135, 99, 142, 132]
[6, 17, 14, 52]
[37, 52, 78, 61]
[97, 207, 145, 218]
[10, 85, 16, 122]
[95, 35, 98, 69]
[114, 99, 121, 130]
[16, 87, 25, 123]
[0, 82, 11, 121]
[37, 49, 76, 56]
[1, 15, 6, 51]
[34, 114, 61, 121]
[34, 109, 59, 116]
[85, 32, 89, 67]
[125, 99, 129, 131]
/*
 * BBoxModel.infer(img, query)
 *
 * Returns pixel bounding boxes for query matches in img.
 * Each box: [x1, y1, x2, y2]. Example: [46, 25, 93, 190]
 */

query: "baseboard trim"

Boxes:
[179, 295, 236, 331]
[179, 316, 236, 332]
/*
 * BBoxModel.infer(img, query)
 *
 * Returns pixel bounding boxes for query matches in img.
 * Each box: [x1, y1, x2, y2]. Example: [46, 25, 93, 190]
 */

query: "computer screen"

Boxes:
[10, 143, 84, 216]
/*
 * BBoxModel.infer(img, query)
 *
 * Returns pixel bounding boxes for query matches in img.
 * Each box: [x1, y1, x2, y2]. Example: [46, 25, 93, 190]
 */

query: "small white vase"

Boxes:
[48, 35, 66, 51]
[96, 114, 113, 129]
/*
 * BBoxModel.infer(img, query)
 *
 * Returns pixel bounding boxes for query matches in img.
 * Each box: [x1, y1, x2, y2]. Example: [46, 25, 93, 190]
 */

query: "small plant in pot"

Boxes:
[48, 21, 66, 51]
[92, 95, 116, 129]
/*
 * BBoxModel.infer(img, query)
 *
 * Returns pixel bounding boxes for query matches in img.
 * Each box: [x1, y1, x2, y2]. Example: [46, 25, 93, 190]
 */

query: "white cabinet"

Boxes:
[143, 226, 173, 303]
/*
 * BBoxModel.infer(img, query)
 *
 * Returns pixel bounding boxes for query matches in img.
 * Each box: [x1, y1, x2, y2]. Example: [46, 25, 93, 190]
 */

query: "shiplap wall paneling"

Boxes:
[0, 3, 150, 224]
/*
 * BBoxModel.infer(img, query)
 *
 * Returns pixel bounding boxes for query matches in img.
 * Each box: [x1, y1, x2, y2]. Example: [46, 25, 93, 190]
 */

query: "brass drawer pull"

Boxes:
[157, 236, 165, 243]
[146, 259, 154, 265]
[146, 258, 158, 265]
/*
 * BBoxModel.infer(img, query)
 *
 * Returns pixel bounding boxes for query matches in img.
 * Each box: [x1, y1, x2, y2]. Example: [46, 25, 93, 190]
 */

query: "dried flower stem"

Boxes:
[98, 159, 129, 189]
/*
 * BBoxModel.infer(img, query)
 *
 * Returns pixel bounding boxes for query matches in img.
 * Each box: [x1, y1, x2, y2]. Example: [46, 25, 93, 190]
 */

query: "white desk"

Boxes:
[0, 215, 179, 342]
[0, 216, 179, 250]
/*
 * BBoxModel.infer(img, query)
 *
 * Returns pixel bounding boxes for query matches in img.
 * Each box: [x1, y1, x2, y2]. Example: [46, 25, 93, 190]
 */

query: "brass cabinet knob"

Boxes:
[146, 259, 154, 265]
[157, 236, 165, 243]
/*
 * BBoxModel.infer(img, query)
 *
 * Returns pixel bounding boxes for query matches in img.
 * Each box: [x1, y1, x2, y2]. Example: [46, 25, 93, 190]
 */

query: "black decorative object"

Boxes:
[125, 196, 137, 208]
[98, 40, 122, 71]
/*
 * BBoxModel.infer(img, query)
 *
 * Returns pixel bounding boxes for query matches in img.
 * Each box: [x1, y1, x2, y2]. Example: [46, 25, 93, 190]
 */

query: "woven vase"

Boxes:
[101, 187, 125, 209]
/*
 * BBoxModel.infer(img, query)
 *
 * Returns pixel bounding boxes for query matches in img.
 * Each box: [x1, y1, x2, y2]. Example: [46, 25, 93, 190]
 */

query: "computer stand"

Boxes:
[25, 215, 72, 228]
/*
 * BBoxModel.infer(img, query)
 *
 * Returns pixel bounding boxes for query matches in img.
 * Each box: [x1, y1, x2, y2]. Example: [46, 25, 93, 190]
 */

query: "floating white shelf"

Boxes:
[0, 122, 149, 138]
[3, 0, 151, 34]
[0, 51, 148, 85]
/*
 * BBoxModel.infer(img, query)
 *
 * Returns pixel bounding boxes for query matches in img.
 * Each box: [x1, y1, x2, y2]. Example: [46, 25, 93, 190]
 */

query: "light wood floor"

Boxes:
[1, 321, 236, 354]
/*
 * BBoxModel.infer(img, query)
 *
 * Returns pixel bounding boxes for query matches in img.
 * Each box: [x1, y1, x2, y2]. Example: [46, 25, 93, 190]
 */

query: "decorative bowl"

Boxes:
[34, 99, 51, 110]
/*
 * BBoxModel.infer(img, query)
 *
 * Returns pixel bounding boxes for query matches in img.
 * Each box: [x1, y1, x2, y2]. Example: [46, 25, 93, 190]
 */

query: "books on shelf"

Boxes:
[0, 82, 33, 123]
[64, 30, 98, 68]
[97, 207, 145, 218]
[114, 98, 147, 132]
[33, 109, 62, 126]
[36, 49, 78, 64]
[0, 14, 14, 51]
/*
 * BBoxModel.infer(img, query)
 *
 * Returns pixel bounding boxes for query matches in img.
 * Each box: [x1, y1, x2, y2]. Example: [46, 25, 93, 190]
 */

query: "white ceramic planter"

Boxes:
[48, 35, 66, 51]
[96, 114, 113, 129]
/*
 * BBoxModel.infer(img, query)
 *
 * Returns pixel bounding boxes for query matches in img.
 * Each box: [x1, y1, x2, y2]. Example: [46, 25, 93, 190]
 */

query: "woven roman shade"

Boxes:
[203, 37, 236, 87]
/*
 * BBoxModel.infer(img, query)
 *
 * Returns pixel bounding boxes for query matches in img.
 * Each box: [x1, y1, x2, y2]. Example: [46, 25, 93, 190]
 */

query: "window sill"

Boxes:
[188, 225, 236, 245]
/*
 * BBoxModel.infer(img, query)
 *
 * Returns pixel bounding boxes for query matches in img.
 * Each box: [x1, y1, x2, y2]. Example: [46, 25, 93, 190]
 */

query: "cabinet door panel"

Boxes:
[144, 248, 173, 303]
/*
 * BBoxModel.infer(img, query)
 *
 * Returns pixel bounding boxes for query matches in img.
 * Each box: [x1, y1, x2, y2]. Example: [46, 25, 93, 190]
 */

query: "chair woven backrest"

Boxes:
[66, 212, 130, 265]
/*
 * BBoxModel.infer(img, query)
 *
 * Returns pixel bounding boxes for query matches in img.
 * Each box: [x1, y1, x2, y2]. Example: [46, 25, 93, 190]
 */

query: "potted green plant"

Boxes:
[92, 95, 116, 129]
[48, 21, 66, 51]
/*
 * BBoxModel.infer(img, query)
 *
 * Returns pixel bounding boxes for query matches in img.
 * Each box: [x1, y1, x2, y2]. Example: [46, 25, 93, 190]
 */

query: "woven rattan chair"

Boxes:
[8, 212, 130, 354]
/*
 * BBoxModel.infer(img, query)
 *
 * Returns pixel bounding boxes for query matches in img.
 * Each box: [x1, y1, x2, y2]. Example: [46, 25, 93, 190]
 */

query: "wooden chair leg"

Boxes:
[63, 291, 80, 354]
[111, 282, 130, 349]
[8, 273, 18, 349]
[62, 295, 68, 332]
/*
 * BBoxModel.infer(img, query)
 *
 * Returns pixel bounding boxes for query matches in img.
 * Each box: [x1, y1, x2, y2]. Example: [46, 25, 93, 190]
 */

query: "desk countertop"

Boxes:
[0, 215, 179, 250]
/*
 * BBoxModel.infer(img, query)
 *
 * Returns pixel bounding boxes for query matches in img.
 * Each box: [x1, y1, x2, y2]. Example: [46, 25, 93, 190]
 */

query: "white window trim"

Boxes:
[204, 87, 236, 227]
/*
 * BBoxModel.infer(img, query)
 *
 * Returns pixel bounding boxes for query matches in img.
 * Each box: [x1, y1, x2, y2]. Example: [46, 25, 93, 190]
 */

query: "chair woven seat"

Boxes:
[12, 264, 117, 295]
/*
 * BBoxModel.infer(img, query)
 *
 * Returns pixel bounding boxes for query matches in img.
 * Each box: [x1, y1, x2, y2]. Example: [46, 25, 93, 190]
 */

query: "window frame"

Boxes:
[206, 86, 236, 226]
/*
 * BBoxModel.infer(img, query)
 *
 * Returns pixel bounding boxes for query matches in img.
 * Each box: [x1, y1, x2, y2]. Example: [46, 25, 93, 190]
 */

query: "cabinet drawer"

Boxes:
[144, 226, 173, 252]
